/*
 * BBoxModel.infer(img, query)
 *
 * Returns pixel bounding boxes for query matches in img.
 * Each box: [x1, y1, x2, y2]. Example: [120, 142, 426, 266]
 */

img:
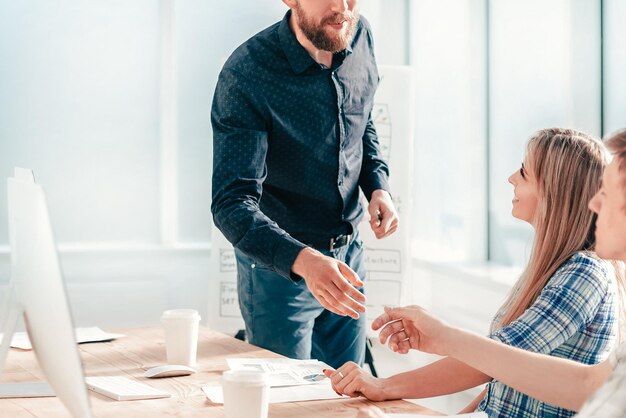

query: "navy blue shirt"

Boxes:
[211, 11, 390, 280]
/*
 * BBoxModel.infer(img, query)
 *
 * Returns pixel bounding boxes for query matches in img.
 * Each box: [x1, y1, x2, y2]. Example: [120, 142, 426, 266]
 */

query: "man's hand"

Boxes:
[368, 190, 398, 239]
[323, 362, 389, 401]
[292, 247, 366, 319]
[371, 305, 454, 356]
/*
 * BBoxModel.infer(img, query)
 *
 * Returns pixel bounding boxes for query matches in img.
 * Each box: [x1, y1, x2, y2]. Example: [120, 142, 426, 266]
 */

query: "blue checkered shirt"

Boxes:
[477, 252, 617, 418]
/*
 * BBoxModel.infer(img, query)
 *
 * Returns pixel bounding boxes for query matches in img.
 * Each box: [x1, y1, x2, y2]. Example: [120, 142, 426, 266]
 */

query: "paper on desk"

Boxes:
[388, 413, 487, 418]
[202, 381, 345, 404]
[0, 382, 55, 398]
[227, 358, 330, 387]
[7, 327, 125, 350]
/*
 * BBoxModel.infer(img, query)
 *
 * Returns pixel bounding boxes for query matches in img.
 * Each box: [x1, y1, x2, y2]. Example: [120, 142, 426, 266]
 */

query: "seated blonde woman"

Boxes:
[324, 128, 620, 418]
[356, 129, 626, 418]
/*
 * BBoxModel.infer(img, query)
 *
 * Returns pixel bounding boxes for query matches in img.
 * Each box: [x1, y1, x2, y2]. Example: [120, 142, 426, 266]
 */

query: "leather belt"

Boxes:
[308, 233, 353, 252]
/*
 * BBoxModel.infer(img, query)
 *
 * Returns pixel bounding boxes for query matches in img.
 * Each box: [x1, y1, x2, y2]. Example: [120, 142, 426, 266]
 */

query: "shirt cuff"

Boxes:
[273, 236, 308, 282]
[361, 175, 391, 201]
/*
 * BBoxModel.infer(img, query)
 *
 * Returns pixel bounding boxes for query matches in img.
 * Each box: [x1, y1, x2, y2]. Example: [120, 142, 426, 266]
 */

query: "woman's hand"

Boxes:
[323, 362, 389, 401]
[372, 305, 454, 356]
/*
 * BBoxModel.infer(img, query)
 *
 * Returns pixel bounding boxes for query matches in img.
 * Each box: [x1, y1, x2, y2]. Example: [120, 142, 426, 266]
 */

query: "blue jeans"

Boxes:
[234, 234, 366, 369]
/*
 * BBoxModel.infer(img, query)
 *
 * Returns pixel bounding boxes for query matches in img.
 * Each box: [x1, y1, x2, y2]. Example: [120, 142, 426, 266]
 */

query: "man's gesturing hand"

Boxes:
[292, 247, 366, 319]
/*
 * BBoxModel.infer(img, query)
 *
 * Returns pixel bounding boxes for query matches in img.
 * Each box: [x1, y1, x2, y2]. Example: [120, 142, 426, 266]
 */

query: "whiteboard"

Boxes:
[207, 65, 414, 334]
[207, 229, 244, 333]
[359, 66, 414, 326]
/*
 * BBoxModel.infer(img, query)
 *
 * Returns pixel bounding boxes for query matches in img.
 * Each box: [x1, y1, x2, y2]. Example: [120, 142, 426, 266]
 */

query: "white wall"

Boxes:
[604, 0, 626, 135]
[0, 1, 288, 329]
[0, 1, 163, 247]
[1, 0, 625, 331]
[0, 0, 400, 330]
[488, 0, 601, 265]
[410, 0, 488, 262]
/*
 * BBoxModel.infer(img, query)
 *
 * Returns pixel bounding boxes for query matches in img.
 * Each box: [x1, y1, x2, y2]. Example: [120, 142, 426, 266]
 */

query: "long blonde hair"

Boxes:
[497, 128, 609, 328]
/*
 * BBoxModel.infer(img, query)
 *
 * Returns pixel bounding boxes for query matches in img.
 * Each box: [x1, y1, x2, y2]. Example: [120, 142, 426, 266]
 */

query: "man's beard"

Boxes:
[294, 3, 359, 53]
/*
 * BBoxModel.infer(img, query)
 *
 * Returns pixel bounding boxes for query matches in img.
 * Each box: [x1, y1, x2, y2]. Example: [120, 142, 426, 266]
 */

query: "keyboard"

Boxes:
[85, 376, 171, 401]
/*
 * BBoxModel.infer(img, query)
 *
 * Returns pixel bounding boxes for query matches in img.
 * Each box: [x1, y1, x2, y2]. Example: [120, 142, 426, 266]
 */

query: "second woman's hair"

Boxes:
[497, 127, 609, 328]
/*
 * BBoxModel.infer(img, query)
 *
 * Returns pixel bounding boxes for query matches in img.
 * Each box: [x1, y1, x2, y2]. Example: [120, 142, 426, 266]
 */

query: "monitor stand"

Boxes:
[0, 283, 55, 397]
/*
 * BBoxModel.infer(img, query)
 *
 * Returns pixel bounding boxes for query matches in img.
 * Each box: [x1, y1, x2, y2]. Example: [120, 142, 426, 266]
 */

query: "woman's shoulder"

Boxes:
[565, 251, 608, 266]
[547, 251, 613, 292]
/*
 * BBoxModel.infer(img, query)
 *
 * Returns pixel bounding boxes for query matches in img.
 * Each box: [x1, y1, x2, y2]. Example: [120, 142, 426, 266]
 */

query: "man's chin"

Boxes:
[320, 33, 349, 52]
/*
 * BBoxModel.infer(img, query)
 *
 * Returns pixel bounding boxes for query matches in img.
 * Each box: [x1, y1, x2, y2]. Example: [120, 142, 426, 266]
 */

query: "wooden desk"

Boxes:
[0, 327, 440, 417]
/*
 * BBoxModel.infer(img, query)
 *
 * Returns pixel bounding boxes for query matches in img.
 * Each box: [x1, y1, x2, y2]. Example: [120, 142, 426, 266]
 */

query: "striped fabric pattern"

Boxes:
[477, 252, 617, 418]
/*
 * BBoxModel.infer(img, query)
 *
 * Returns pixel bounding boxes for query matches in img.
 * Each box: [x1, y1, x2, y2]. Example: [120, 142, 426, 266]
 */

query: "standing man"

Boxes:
[211, 0, 398, 368]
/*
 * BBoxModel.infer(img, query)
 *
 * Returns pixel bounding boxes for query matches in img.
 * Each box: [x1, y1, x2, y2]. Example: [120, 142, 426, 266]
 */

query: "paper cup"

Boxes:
[222, 370, 269, 418]
[161, 309, 201, 367]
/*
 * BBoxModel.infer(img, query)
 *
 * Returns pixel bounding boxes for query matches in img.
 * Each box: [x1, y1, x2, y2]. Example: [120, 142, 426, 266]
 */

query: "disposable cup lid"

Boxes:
[221, 370, 268, 385]
[161, 309, 201, 321]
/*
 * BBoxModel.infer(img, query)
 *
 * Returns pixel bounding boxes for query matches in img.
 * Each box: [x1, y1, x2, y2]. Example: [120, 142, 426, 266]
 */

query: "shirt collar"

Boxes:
[279, 10, 354, 74]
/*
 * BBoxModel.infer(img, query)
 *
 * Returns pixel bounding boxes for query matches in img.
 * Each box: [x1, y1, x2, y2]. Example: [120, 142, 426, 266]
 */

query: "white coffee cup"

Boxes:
[161, 309, 201, 367]
[222, 370, 269, 418]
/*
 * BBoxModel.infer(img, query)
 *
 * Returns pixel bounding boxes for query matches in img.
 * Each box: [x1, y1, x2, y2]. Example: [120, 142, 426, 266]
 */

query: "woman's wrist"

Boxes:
[438, 324, 465, 357]
[378, 376, 393, 400]
[378, 376, 398, 400]
[443, 325, 480, 361]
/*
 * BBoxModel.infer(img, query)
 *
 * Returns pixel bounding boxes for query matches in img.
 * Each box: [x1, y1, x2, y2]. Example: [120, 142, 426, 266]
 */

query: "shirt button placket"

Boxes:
[332, 71, 346, 192]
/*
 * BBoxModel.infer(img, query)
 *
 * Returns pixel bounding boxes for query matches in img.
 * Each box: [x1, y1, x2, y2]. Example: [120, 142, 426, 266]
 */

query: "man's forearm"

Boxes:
[446, 328, 610, 411]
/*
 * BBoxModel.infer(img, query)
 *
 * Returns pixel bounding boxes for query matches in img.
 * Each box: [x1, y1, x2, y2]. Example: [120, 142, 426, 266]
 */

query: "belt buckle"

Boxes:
[330, 233, 352, 251]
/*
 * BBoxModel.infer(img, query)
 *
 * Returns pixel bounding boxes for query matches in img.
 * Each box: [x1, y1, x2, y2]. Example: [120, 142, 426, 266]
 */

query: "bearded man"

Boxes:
[211, 0, 398, 368]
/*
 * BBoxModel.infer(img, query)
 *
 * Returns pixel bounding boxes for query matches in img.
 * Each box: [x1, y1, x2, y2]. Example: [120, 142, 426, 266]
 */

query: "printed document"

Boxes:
[226, 358, 330, 387]
[202, 382, 345, 404]
[388, 413, 487, 418]
[6, 327, 125, 350]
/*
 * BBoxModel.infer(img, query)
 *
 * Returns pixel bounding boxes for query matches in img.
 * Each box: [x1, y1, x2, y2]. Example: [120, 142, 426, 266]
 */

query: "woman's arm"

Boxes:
[445, 326, 611, 411]
[324, 356, 490, 401]
[379, 356, 490, 400]
[376, 306, 612, 411]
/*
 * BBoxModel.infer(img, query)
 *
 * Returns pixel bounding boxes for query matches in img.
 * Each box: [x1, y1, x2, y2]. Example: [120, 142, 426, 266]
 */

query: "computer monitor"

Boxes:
[0, 168, 92, 417]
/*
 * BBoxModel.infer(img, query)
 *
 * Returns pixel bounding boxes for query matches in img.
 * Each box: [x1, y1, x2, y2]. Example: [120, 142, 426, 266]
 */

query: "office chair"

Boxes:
[233, 329, 378, 377]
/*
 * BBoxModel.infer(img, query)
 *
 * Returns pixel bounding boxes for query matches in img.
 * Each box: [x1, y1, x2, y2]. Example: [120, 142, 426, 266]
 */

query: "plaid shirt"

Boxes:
[477, 252, 617, 418]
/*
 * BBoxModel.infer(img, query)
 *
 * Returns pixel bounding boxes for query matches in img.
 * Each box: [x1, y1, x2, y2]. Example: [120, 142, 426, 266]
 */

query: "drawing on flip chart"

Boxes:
[219, 282, 240, 318]
[364, 249, 402, 273]
[373, 103, 391, 159]
[220, 248, 236, 272]
[391, 195, 403, 215]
